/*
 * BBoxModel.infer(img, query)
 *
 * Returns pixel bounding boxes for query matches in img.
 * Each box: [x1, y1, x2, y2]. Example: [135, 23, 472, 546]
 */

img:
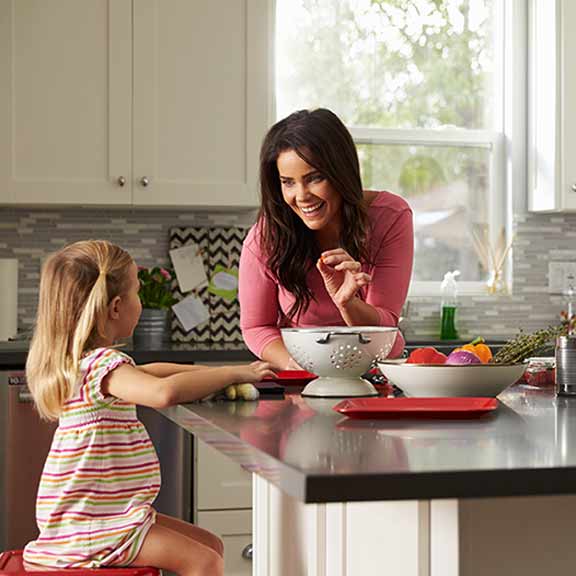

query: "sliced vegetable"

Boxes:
[406, 347, 448, 365]
[453, 337, 493, 363]
[445, 349, 482, 365]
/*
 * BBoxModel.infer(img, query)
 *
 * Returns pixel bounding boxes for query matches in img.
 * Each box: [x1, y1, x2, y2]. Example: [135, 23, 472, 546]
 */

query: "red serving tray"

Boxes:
[263, 370, 317, 386]
[333, 397, 498, 419]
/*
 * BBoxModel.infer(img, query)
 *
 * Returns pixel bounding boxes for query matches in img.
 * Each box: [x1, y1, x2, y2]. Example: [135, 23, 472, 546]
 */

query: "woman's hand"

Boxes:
[285, 357, 303, 371]
[232, 361, 276, 384]
[317, 248, 371, 310]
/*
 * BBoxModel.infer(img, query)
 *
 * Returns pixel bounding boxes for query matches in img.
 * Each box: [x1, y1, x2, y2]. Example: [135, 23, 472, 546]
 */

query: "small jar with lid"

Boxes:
[523, 357, 555, 389]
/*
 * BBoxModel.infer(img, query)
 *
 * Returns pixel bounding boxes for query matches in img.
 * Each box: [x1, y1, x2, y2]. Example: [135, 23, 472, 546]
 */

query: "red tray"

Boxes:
[333, 397, 498, 419]
[263, 370, 317, 386]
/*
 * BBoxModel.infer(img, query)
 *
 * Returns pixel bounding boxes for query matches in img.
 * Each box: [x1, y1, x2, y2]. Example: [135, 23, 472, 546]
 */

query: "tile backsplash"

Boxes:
[0, 207, 573, 341]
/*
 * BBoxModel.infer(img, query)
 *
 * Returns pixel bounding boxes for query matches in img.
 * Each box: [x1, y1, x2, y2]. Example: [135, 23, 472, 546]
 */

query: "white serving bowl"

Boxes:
[281, 326, 398, 397]
[377, 360, 526, 398]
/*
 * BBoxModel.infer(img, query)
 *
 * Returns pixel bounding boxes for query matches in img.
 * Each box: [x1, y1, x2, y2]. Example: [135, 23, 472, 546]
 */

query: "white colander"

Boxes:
[281, 326, 398, 397]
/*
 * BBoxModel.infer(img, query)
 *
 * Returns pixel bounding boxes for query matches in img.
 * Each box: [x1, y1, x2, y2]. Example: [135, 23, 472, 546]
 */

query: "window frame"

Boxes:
[272, 0, 527, 298]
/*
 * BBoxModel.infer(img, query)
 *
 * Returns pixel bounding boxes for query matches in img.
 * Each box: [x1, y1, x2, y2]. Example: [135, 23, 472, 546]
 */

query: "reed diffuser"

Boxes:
[470, 226, 513, 295]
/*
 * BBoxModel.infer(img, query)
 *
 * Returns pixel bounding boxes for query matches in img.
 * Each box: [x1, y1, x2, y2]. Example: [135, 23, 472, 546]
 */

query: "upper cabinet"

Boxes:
[0, 0, 270, 208]
[528, 0, 576, 212]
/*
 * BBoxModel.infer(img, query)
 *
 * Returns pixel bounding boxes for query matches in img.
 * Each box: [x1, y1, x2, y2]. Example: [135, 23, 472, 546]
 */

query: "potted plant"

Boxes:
[132, 266, 177, 348]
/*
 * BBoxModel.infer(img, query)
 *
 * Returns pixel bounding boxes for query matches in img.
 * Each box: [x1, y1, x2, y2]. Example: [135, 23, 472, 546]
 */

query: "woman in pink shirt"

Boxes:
[239, 108, 413, 370]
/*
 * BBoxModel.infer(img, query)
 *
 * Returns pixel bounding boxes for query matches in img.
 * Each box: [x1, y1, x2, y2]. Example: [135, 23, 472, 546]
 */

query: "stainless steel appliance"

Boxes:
[137, 406, 193, 521]
[0, 370, 57, 551]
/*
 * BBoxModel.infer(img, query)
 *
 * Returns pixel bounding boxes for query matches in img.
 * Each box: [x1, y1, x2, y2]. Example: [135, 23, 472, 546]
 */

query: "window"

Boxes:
[275, 0, 523, 295]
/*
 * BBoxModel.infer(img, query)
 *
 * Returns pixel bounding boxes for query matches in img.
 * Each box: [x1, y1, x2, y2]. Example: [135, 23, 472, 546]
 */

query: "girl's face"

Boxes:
[115, 262, 142, 339]
[277, 149, 342, 243]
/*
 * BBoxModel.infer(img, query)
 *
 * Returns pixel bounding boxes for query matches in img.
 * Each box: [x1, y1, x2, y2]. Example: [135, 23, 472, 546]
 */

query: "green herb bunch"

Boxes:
[492, 324, 567, 365]
[137, 266, 177, 309]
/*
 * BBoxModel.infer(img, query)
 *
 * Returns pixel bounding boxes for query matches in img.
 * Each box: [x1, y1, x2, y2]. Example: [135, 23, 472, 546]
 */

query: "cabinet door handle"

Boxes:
[140, 176, 150, 187]
[571, 183, 576, 193]
[241, 543, 253, 560]
[117, 176, 126, 187]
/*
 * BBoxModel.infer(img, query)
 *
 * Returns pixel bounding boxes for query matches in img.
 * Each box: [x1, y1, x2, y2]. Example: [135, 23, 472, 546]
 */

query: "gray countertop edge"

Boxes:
[158, 403, 309, 502]
[303, 468, 576, 503]
[158, 402, 576, 504]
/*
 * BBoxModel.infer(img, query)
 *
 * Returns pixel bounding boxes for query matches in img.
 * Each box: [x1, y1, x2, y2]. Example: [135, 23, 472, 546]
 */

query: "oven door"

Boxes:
[0, 371, 57, 550]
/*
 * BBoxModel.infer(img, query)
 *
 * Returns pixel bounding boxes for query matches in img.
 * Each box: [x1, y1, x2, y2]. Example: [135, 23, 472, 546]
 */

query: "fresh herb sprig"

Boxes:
[492, 324, 566, 365]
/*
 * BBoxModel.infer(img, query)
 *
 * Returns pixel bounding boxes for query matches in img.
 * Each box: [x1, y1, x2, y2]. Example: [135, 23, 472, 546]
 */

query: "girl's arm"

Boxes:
[137, 363, 209, 377]
[101, 361, 275, 408]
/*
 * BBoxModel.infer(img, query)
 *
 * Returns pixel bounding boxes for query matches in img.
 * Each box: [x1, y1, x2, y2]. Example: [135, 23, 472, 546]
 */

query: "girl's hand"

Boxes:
[233, 361, 276, 384]
[317, 249, 371, 310]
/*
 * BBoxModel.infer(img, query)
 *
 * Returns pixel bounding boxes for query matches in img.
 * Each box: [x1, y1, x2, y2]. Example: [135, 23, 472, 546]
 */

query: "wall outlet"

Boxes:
[548, 262, 576, 293]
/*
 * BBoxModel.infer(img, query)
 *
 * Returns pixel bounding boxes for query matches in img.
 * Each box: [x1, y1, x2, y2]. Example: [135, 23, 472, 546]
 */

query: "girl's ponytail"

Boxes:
[71, 269, 109, 378]
[26, 241, 133, 420]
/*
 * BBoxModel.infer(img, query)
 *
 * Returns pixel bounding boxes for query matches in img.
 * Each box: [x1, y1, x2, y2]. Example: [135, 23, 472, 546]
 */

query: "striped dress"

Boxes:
[24, 348, 161, 568]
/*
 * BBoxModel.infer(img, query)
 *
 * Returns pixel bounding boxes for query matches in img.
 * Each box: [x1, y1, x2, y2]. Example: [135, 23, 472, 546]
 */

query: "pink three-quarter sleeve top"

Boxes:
[239, 191, 414, 359]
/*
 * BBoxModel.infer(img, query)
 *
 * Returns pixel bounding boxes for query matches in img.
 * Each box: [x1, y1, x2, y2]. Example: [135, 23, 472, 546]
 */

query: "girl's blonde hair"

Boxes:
[26, 240, 134, 420]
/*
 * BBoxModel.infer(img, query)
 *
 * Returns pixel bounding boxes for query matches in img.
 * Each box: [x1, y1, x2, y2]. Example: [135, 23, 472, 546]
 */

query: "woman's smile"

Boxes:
[299, 200, 325, 216]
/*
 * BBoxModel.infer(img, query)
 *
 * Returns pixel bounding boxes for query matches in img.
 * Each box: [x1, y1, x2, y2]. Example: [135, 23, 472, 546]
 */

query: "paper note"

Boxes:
[172, 294, 210, 332]
[169, 244, 208, 292]
[208, 265, 239, 301]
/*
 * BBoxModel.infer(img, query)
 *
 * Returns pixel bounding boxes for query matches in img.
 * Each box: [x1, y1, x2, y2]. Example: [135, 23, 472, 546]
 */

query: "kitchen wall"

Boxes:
[0, 207, 572, 341]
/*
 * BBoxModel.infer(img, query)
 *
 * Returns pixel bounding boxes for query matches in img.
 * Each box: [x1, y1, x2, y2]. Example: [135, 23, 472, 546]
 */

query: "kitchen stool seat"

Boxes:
[0, 551, 160, 576]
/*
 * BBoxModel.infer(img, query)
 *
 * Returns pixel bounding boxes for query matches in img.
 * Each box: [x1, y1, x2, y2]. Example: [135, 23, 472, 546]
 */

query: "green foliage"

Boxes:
[137, 266, 177, 310]
[398, 155, 445, 196]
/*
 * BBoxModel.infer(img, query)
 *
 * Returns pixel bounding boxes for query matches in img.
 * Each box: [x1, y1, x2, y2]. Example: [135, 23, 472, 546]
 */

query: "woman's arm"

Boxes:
[364, 207, 414, 326]
[239, 231, 284, 357]
[260, 338, 302, 371]
[102, 361, 275, 408]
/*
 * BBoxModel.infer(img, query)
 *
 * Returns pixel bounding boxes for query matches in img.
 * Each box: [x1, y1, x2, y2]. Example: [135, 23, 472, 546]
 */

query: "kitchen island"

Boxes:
[160, 385, 576, 576]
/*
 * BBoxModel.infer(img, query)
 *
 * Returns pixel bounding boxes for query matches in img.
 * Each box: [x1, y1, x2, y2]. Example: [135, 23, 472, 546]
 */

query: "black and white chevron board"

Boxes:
[169, 226, 248, 345]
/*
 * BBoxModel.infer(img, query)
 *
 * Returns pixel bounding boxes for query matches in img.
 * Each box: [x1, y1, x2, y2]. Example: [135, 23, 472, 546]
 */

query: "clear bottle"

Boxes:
[440, 270, 460, 340]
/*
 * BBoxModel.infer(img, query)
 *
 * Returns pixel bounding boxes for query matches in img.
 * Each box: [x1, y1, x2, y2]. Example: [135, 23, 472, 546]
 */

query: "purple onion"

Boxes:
[445, 350, 482, 365]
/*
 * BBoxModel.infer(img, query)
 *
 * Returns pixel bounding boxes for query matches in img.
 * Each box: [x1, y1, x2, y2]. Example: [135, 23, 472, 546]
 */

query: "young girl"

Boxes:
[23, 240, 274, 576]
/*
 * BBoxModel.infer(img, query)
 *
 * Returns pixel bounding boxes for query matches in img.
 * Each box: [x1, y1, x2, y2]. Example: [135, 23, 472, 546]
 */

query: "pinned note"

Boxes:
[169, 244, 208, 292]
[208, 265, 239, 301]
[172, 294, 210, 332]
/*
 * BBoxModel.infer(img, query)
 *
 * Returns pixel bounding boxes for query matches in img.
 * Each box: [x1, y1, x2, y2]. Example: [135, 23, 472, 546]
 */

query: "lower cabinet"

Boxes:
[197, 510, 252, 576]
[195, 439, 253, 575]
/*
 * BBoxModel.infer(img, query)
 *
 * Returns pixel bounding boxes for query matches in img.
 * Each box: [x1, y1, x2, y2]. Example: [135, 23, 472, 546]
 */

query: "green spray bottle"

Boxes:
[440, 270, 460, 340]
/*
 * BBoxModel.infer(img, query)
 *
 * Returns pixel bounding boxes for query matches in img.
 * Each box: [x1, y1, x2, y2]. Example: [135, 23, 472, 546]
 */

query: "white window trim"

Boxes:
[350, 126, 506, 297]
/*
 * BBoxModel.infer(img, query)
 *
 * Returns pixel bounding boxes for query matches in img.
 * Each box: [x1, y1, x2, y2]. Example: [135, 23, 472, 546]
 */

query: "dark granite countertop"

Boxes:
[159, 385, 576, 504]
[0, 341, 257, 368]
[0, 338, 512, 369]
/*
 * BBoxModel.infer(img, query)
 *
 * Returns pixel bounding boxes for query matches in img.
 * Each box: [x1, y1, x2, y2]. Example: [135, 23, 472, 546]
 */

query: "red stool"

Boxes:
[0, 551, 160, 576]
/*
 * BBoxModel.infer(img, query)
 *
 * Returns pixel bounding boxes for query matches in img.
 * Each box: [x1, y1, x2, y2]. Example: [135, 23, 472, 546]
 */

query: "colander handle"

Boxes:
[316, 332, 371, 344]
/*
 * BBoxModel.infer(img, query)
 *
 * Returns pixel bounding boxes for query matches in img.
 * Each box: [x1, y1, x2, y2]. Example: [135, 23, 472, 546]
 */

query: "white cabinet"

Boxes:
[528, 0, 576, 212]
[0, 0, 270, 208]
[195, 440, 252, 576]
[0, 0, 132, 205]
[196, 439, 252, 511]
[197, 510, 252, 576]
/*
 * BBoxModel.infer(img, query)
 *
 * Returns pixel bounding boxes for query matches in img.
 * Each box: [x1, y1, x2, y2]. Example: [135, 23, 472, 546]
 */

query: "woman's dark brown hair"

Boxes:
[258, 108, 371, 320]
